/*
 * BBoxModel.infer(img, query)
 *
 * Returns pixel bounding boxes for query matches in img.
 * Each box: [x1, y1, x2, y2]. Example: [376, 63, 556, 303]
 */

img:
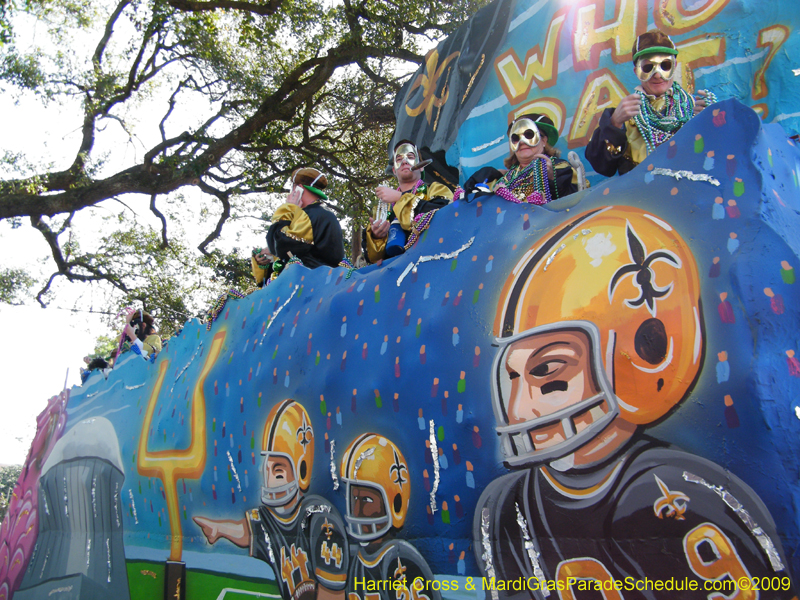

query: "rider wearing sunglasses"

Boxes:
[585, 29, 713, 177]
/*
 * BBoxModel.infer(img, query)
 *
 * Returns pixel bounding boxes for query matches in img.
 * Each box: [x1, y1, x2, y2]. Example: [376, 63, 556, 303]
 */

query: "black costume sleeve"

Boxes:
[267, 219, 315, 264]
[267, 205, 345, 269]
[585, 107, 635, 177]
[552, 159, 579, 198]
[464, 167, 505, 193]
[415, 196, 450, 215]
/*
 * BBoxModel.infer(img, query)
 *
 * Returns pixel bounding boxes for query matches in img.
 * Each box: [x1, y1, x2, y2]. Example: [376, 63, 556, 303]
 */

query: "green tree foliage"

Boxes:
[0, 0, 488, 315]
[0, 267, 35, 303]
[91, 333, 120, 358]
[0, 465, 22, 524]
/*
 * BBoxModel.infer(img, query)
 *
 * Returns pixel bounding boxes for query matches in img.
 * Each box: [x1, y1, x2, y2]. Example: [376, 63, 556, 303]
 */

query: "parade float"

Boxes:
[1, 0, 799, 598]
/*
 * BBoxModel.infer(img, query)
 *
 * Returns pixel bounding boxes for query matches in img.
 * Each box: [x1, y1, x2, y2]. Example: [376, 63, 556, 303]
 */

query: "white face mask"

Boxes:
[508, 119, 541, 153]
[634, 53, 676, 82]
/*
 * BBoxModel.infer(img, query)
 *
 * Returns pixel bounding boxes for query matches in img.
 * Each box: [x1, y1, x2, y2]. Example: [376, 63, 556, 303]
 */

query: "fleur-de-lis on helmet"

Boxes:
[608, 221, 682, 317]
[389, 449, 408, 490]
[296, 411, 313, 452]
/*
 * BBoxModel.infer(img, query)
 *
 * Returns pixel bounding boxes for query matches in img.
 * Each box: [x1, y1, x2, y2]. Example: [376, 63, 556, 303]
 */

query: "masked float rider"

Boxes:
[585, 29, 716, 177]
[258, 168, 345, 273]
[122, 309, 161, 362]
[457, 113, 579, 203]
[363, 140, 452, 262]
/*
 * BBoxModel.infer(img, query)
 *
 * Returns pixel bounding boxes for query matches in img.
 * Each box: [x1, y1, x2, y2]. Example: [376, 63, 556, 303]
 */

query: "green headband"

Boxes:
[633, 45, 678, 62]
[303, 185, 328, 200]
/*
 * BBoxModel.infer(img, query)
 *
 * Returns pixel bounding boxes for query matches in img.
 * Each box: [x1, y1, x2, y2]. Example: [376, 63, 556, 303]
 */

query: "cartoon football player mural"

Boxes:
[474, 206, 795, 598]
[341, 434, 441, 600]
[194, 399, 349, 600]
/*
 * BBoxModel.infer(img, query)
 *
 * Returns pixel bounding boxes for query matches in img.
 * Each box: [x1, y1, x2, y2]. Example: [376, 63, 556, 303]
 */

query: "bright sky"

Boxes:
[0, 305, 105, 464]
[0, 17, 204, 464]
[0, 80, 90, 463]
[0, 92, 261, 465]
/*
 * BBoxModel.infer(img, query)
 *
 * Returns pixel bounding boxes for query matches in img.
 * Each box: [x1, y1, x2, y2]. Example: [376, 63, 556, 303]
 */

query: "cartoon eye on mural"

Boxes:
[475, 206, 794, 597]
[193, 399, 348, 600]
[340, 434, 439, 600]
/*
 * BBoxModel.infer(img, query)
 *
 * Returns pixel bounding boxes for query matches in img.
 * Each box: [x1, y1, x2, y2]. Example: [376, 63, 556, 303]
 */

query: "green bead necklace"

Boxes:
[633, 83, 695, 155]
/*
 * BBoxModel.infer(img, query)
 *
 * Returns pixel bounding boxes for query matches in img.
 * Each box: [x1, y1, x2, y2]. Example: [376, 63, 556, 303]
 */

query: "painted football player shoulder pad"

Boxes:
[249, 495, 349, 600]
[607, 441, 793, 594]
[305, 494, 349, 592]
[348, 539, 442, 600]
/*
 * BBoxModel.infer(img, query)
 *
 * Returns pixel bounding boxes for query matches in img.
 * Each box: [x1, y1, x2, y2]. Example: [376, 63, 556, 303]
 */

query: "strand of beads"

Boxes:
[494, 186, 546, 205]
[285, 256, 303, 268]
[633, 82, 695, 154]
[337, 258, 358, 279]
[252, 247, 271, 271]
[383, 178, 427, 221]
[697, 89, 718, 105]
[405, 209, 438, 248]
[496, 158, 557, 205]
[455, 157, 560, 205]
[398, 178, 426, 195]
[534, 157, 558, 203]
[206, 289, 247, 330]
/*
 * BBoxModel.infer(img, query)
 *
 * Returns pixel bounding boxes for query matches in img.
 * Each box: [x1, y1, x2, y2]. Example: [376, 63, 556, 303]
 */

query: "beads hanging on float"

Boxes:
[494, 157, 558, 205]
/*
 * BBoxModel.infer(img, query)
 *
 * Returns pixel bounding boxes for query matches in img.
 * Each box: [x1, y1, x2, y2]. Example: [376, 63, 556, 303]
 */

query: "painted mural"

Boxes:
[1, 1, 800, 599]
